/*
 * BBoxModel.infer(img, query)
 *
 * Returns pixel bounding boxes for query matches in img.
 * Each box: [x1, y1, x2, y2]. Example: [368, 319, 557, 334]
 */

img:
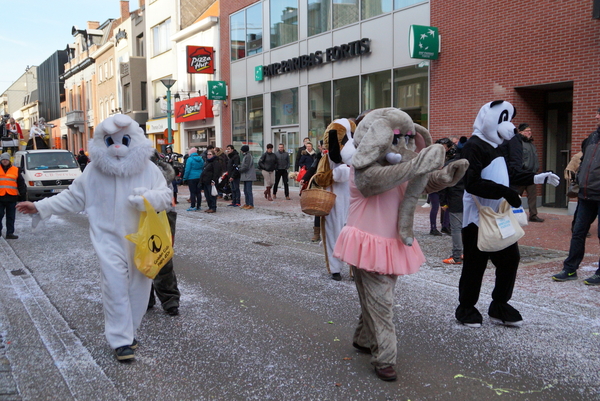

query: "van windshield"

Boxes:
[26, 152, 79, 170]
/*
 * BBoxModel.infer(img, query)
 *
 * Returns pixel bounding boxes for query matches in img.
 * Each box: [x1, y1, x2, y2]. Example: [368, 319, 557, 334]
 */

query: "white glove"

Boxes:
[385, 152, 403, 165]
[128, 195, 146, 211]
[534, 172, 560, 187]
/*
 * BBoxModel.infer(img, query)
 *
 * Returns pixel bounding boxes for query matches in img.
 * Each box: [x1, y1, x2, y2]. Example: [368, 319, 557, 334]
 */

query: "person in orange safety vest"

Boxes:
[0, 153, 26, 239]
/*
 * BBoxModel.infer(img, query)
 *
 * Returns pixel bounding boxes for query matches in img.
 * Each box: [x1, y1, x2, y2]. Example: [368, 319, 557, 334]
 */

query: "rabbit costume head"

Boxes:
[89, 114, 154, 177]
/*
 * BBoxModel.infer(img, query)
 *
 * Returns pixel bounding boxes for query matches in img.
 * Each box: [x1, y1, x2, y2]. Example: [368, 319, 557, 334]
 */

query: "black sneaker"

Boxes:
[441, 227, 451, 235]
[552, 270, 578, 281]
[5, 234, 18, 239]
[429, 229, 443, 236]
[115, 345, 135, 362]
[331, 273, 342, 281]
[584, 274, 600, 286]
[166, 307, 179, 316]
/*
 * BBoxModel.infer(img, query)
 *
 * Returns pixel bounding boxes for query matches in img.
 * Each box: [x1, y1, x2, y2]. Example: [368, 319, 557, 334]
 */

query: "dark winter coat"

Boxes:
[298, 150, 316, 171]
[519, 134, 539, 173]
[577, 127, 600, 201]
[227, 150, 241, 179]
[200, 157, 223, 186]
[258, 151, 278, 172]
[274, 150, 290, 170]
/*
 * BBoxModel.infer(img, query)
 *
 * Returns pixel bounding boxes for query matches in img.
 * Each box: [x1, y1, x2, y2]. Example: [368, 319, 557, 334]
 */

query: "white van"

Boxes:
[13, 150, 82, 201]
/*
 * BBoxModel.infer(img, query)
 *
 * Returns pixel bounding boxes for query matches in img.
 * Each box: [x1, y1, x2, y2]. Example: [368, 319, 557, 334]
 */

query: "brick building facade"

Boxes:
[430, 1, 600, 208]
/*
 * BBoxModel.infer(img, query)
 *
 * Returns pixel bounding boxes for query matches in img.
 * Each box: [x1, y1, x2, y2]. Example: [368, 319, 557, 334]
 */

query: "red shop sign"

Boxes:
[186, 46, 215, 74]
[174, 96, 214, 123]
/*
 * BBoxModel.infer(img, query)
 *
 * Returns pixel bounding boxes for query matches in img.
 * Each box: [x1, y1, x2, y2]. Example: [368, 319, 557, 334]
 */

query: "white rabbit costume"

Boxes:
[33, 114, 171, 350]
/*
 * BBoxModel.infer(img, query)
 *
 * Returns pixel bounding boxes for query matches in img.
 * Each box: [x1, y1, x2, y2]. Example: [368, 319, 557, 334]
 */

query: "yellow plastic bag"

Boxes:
[125, 197, 173, 279]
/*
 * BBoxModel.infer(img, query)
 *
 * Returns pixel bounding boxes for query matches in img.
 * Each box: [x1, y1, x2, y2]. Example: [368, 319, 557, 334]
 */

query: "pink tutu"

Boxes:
[334, 226, 425, 275]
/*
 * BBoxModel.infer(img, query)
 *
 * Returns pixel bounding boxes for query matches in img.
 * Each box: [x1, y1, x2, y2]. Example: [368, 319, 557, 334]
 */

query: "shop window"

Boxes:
[248, 94, 264, 159]
[393, 65, 428, 128]
[333, 77, 359, 120]
[188, 128, 215, 148]
[270, 0, 298, 49]
[152, 19, 171, 56]
[232, 98, 247, 146]
[231, 3, 263, 61]
[361, 70, 391, 111]
[271, 88, 298, 126]
[333, 0, 358, 29]
[308, 82, 331, 141]
[308, 0, 331, 36]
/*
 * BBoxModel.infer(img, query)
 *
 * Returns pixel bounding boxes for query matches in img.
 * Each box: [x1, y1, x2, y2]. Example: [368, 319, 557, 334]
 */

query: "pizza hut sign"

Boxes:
[174, 96, 214, 123]
[187, 46, 215, 74]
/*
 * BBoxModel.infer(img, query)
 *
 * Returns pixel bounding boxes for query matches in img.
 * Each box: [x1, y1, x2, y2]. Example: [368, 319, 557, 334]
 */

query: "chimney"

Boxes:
[87, 21, 100, 30]
[120, 1, 130, 20]
[138, 0, 145, 9]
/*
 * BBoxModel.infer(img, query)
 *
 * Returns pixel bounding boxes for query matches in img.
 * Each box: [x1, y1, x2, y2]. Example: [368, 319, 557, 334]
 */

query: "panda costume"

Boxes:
[17, 114, 172, 361]
[456, 101, 559, 328]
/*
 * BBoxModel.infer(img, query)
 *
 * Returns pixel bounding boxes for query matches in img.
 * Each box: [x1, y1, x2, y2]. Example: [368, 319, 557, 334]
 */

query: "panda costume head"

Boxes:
[472, 100, 517, 147]
[89, 114, 154, 177]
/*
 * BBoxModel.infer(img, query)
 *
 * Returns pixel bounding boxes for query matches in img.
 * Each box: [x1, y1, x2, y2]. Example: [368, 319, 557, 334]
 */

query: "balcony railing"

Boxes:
[66, 110, 84, 128]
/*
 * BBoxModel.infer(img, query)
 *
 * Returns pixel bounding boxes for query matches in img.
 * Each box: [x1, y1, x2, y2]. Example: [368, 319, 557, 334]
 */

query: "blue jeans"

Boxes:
[563, 198, 600, 274]
[230, 178, 241, 205]
[243, 181, 254, 206]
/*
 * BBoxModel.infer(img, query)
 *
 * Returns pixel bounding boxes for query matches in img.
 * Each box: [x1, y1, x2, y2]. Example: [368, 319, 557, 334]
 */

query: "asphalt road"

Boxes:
[0, 192, 598, 400]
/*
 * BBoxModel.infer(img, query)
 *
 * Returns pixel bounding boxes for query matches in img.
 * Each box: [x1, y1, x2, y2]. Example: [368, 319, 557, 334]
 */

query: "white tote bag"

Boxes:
[473, 196, 525, 252]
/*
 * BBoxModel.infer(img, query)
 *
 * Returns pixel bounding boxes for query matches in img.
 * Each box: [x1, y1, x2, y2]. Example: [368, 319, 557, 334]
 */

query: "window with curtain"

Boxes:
[308, 82, 331, 141]
[333, 77, 359, 120]
[308, 0, 331, 36]
[152, 19, 171, 56]
[270, 0, 298, 48]
[333, 0, 358, 29]
[362, 0, 392, 19]
[393, 65, 429, 128]
[271, 88, 298, 126]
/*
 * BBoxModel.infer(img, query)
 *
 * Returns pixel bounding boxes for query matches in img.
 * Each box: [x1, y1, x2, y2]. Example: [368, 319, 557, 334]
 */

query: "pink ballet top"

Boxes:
[333, 168, 426, 275]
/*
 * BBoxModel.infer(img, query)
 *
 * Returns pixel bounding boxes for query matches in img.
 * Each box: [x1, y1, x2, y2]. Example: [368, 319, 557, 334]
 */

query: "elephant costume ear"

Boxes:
[352, 110, 394, 170]
[414, 123, 431, 152]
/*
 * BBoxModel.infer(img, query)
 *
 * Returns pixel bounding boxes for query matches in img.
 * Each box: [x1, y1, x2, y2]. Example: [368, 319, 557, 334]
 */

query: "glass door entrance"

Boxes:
[273, 128, 299, 185]
[544, 100, 572, 208]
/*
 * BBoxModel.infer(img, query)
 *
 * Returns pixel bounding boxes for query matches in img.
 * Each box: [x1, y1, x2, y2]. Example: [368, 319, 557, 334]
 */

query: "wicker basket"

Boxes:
[300, 176, 337, 216]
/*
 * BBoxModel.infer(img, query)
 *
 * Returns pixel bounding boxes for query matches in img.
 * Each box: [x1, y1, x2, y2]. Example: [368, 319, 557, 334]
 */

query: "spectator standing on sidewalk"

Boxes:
[200, 149, 222, 213]
[295, 137, 310, 172]
[442, 152, 465, 265]
[552, 108, 600, 285]
[183, 147, 204, 211]
[515, 124, 544, 222]
[226, 145, 241, 207]
[0, 152, 25, 239]
[273, 143, 291, 200]
[258, 144, 278, 201]
[239, 145, 256, 209]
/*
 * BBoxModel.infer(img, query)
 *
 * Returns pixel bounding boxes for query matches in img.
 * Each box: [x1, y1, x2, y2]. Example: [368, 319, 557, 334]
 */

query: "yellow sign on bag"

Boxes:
[125, 197, 173, 279]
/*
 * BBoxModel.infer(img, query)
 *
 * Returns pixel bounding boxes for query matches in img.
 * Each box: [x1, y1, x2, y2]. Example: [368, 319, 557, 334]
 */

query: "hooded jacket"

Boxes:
[577, 127, 600, 201]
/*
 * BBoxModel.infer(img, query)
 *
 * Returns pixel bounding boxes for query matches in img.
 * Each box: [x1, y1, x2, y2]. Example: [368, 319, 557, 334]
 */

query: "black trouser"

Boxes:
[457, 223, 520, 310]
[0, 200, 17, 236]
[149, 211, 180, 310]
[273, 169, 289, 197]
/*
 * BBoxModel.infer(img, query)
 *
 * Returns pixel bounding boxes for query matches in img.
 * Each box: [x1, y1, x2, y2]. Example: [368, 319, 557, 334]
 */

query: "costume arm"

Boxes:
[140, 165, 172, 212]
[424, 159, 469, 193]
[332, 164, 350, 183]
[34, 174, 86, 219]
[354, 145, 445, 197]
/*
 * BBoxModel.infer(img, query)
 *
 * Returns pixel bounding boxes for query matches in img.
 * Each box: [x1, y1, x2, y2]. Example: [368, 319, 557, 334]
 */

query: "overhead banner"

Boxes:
[186, 46, 215, 74]
[409, 25, 439, 60]
[174, 96, 214, 123]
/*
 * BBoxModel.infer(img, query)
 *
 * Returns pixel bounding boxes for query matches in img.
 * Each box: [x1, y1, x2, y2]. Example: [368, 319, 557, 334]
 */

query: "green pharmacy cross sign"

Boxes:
[409, 25, 439, 60]
[207, 81, 227, 100]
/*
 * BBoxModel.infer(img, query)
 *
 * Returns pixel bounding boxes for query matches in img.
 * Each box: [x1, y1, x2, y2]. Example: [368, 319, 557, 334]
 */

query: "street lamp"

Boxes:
[160, 78, 177, 145]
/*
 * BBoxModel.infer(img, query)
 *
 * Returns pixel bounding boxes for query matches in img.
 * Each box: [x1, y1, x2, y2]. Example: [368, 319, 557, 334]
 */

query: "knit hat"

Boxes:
[0, 153, 10, 161]
[241, 145, 250, 152]
[518, 123, 529, 132]
[188, 147, 198, 156]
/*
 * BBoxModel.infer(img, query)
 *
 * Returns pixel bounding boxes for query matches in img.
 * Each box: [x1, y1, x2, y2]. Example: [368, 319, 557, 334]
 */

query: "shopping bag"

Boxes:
[125, 197, 173, 279]
[211, 183, 218, 196]
[473, 196, 524, 252]
[296, 166, 307, 182]
[511, 206, 529, 227]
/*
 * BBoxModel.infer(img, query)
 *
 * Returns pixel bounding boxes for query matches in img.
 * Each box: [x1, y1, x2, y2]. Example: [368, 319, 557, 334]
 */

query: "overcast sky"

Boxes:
[0, 0, 126, 94]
